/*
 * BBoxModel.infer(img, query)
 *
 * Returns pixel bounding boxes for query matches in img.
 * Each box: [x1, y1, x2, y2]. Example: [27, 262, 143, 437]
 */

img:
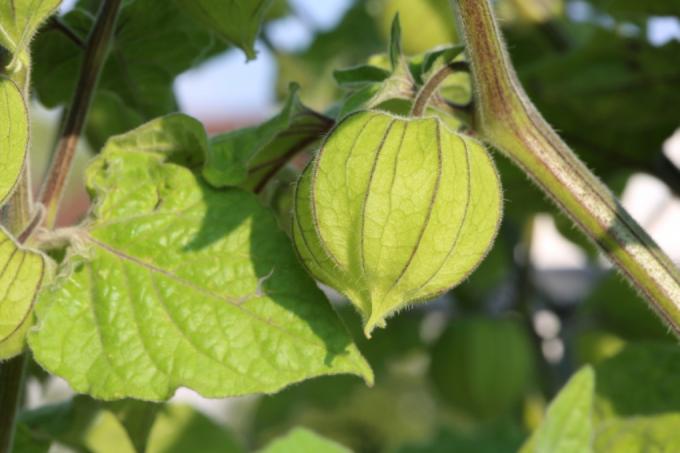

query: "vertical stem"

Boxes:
[0, 354, 28, 453]
[451, 0, 680, 335]
[39, 0, 123, 228]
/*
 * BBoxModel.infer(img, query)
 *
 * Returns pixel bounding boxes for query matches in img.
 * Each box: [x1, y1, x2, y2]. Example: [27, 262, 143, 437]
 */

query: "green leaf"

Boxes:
[29, 114, 372, 400]
[0, 227, 46, 359]
[333, 65, 391, 88]
[19, 397, 242, 453]
[13, 423, 50, 453]
[594, 344, 680, 450]
[202, 84, 331, 190]
[102, 113, 208, 168]
[0, 76, 28, 206]
[583, 272, 671, 340]
[147, 405, 244, 453]
[32, 0, 226, 143]
[520, 367, 595, 453]
[388, 14, 402, 70]
[107, 400, 161, 453]
[259, 428, 351, 453]
[177, 0, 272, 60]
[0, 0, 60, 69]
[293, 111, 502, 336]
[86, 90, 146, 151]
[18, 396, 105, 452]
[593, 343, 680, 419]
[593, 415, 680, 452]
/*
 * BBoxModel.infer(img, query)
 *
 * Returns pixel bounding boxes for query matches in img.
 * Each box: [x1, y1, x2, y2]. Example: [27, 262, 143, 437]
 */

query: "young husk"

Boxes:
[293, 110, 502, 337]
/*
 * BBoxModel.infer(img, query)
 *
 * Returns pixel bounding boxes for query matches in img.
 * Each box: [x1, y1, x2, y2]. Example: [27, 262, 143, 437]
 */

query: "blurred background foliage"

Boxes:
[17, 0, 680, 451]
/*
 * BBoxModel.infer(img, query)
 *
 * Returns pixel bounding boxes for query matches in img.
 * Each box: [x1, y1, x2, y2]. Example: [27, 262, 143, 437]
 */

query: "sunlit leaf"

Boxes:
[259, 428, 351, 453]
[202, 84, 332, 191]
[520, 367, 594, 453]
[29, 114, 372, 400]
[0, 0, 60, 69]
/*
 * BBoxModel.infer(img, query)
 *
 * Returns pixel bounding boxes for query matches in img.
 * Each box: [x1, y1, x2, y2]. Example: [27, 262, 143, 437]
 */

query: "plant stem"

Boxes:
[39, 0, 123, 229]
[411, 61, 468, 117]
[451, 0, 680, 334]
[0, 353, 28, 453]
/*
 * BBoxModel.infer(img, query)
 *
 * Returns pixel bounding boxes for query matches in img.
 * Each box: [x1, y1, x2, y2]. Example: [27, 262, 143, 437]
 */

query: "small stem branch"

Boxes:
[452, 0, 680, 334]
[39, 0, 122, 228]
[0, 354, 29, 453]
[411, 61, 468, 116]
[48, 16, 86, 48]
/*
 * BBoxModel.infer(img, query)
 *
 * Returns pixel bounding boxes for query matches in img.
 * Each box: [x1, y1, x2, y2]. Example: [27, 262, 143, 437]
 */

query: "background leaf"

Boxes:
[202, 84, 332, 190]
[29, 114, 372, 400]
[19, 397, 244, 453]
[259, 427, 352, 453]
[31, 0, 227, 149]
[177, 0, 273, 60]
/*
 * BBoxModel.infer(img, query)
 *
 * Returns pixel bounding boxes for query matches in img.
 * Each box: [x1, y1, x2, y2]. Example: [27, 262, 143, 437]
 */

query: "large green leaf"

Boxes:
[520, 367, 594, 453]
[0, 226, 45, 359]
[177, 0, 272, 60]
[29, 114, 372, 400]
[202, 84, 331, 191]
[31, 0, 225, 146]
[0, 0, 60, 69]
[0, 76, 28, 206]
[259, 428, 351, 453]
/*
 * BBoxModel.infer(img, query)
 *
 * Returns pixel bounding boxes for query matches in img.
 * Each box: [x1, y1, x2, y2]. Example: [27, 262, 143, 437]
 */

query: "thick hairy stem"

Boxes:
[39, 0, 122, 228]
[452, 0, 680, 333]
